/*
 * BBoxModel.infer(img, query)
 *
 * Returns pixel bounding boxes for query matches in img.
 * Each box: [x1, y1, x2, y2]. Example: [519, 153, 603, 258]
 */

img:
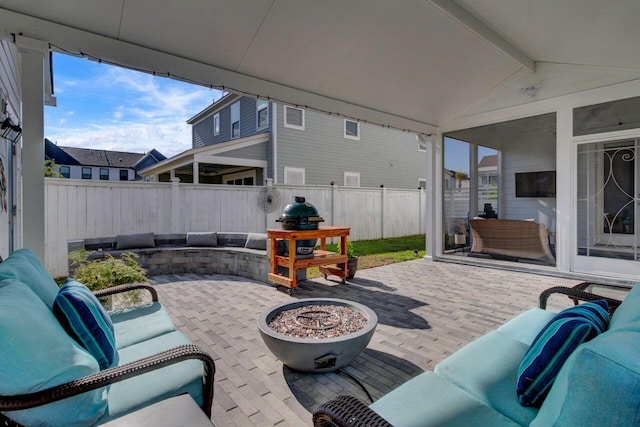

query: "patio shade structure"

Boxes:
[1, 0, 640, 279]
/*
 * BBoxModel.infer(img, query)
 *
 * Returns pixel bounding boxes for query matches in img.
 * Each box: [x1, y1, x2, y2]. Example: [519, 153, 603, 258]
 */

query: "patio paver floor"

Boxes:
[150, 259, 582, 426]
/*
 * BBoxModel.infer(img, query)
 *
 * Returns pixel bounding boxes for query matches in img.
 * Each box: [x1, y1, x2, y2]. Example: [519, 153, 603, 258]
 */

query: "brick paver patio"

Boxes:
[150, 259, 585, 426]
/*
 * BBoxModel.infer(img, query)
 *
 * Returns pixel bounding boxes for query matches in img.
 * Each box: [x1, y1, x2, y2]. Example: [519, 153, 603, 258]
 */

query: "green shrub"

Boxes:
[69, 249, 147, 292]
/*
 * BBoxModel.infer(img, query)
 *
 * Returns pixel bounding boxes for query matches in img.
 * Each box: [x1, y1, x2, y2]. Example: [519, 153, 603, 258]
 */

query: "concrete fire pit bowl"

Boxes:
[257, 298, 378, 373]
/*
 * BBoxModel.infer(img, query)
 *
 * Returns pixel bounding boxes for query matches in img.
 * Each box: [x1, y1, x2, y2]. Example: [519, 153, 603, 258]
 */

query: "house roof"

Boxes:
[45, 139, 166, 169]
[478, 154, 498, 169]
[1, 1, 639, 135]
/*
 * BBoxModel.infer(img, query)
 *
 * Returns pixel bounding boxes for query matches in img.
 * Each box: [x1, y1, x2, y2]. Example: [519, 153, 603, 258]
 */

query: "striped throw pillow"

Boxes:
[53, 279, 118, 370]
[517, 300, 609, 407]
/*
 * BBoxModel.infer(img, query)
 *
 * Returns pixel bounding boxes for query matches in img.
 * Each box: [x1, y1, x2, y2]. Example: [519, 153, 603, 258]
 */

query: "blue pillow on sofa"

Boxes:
[517, 300, 609, 407]
[0, 278, 106, 426]
[53, 279, 119, 370]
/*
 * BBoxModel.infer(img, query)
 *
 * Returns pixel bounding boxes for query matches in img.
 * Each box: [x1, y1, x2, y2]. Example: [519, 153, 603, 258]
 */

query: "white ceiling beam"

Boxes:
[429, 0, 536, 73]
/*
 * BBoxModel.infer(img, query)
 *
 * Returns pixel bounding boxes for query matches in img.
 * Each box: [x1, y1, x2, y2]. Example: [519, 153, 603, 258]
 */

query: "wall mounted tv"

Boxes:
[515, 171, 556, 198]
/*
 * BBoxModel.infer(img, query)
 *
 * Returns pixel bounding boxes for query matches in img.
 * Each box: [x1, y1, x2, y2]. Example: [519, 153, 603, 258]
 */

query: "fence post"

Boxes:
[171, 177, 181, 232]
[381, 185, 386, 239]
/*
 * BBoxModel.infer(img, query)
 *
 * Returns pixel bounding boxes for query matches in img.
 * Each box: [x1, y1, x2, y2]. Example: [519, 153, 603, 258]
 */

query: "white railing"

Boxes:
[44, 179, 426, 276]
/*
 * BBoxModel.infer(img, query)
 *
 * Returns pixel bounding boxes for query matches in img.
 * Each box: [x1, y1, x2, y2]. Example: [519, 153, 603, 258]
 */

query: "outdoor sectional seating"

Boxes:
[68, 231, 271, 281]
[0, 248, 215, 426]
[313, 284, 639, 426]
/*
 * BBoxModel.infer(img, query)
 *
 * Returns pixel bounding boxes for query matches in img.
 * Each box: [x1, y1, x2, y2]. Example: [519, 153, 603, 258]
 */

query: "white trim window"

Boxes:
[344, 119, 360, 140]
[284, 106, 305, 130]
[213, 112, 220, 136]
[284, 167, 305, 185]
[344, 172, 360, 187]
[231, 101, 240, 138]
[224, 170, 256, 186]
[256, 99, 269, 130]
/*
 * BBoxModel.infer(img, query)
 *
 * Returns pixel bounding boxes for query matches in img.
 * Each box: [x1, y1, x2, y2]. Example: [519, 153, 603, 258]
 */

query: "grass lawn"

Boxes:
[307, 234, 426, 279]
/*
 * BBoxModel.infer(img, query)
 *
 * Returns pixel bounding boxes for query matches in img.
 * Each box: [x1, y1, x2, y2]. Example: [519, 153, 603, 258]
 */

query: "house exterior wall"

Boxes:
[215, 140, 268, 161]
[192, 97, 270, 148]
[55, 165, 136, 181]
[0, 40, 22, 258]
[191, 97, 425, 189]
[274, 104, 425, 188]
[501, 129, 556, 231]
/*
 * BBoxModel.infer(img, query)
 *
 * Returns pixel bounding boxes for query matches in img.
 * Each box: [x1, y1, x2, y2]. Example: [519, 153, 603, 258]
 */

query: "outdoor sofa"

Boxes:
[313, 284, 638, 426]
[0, 249, 215, 426]
[468, 219, 556, 265]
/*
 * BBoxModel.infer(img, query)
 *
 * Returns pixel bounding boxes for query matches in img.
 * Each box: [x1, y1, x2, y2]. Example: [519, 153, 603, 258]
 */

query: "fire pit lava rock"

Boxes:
[257, 298, 378, 373]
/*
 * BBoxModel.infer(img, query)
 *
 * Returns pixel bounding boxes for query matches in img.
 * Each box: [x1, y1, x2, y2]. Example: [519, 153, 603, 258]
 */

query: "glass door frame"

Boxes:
[574, 128, 640, 275]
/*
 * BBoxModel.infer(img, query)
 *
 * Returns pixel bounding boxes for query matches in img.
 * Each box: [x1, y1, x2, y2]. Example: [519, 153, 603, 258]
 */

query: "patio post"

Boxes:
[16, 36, 47, 262]
[422, 133, 442, 261]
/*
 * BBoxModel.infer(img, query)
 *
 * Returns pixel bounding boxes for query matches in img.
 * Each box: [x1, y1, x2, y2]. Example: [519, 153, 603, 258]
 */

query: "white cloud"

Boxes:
[47, 62, 221, 157]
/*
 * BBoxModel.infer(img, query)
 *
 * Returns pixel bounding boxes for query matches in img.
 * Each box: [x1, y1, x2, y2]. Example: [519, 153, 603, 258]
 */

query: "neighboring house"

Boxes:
[140, 94, 426, 189]
[45, 139, 166, 181]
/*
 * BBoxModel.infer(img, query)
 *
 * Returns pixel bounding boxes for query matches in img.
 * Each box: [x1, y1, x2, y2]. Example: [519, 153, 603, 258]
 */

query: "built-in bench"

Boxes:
[68, 232, 273, 281]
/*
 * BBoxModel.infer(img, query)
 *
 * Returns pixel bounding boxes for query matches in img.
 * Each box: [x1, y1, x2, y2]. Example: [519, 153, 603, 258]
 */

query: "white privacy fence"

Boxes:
[45, 179, 426, 276]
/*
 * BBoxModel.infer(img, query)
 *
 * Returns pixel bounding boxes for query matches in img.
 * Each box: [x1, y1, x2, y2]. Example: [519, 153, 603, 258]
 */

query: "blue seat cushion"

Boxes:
[110, 302, 176, 349]
[0, 279, 106, 426]
[517, 300, 609, 407]
[609, 283, 640, 332]
[533, 329, 640, 426]
[53, 279, 119, 369]
[0, 248, 59, 308]
[435, 330, 539, 426]
[497, 309, 556, 345]
[369, 372, 520, 427]
[98, 330, 205, 423]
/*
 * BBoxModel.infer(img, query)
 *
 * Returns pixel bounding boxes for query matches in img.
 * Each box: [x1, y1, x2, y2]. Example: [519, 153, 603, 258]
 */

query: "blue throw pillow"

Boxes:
[53, 279, 119, 370]
[517, 300, 609, 407]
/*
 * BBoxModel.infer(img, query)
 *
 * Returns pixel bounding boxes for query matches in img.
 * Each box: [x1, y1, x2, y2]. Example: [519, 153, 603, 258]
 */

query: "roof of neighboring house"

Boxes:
[45, 139, 166, 169]
[45, 139, 79, 165]
[478, 154, 498, 169]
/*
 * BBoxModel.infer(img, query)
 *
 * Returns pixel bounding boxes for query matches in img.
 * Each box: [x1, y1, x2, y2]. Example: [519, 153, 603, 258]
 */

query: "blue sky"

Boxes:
[45, 53, 223, 157]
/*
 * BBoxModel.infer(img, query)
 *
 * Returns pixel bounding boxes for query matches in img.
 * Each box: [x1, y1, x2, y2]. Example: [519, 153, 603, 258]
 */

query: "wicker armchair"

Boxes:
[312, 286, 624, 427]
[0, 284, 215, 427]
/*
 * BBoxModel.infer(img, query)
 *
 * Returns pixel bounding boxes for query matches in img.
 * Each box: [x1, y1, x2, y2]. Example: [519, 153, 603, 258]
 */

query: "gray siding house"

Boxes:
[141, 94, 426, 188]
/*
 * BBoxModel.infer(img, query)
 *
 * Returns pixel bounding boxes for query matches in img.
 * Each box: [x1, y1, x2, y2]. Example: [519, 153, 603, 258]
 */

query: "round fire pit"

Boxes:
[257, 298, 378, 373]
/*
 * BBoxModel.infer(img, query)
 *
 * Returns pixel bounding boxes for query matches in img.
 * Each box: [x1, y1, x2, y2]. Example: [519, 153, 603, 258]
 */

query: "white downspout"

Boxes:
[271, 102, 278, 183]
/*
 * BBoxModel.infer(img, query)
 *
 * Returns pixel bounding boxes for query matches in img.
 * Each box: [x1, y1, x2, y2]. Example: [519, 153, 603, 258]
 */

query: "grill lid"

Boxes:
[276, 196, 325, 224]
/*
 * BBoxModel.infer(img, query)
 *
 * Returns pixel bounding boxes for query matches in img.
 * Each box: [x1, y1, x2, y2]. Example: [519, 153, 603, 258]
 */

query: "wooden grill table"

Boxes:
[267, 226, 350, 294]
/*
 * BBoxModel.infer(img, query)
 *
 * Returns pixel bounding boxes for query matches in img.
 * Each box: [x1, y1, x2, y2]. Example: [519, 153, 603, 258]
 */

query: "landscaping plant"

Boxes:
[69, 249, 148, 291]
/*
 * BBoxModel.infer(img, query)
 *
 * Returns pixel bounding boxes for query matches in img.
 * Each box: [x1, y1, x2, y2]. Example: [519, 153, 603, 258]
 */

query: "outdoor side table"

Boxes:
[267, 226, 350, 294]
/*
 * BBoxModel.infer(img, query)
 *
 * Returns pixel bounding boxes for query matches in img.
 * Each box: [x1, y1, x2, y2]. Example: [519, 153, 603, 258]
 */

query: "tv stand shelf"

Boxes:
[267, 226, 350, 294]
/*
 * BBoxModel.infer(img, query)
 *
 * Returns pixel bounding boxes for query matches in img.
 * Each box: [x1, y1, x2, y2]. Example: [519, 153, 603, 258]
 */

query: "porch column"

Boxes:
[193, 162, 199, 184]
[423, 133, 442, 261]
[555, 108, 572, 272]
[16, 36, 47, 262]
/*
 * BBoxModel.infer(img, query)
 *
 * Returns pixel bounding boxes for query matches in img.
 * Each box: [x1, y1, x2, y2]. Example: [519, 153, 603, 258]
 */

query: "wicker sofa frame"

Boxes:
[312, 285, 624, 427]
[0, 283, 215, 427]
[468, 219, 556, 265]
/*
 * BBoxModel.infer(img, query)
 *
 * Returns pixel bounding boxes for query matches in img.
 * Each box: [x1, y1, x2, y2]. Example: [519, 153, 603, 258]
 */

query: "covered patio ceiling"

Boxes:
[1, 0, 639, 135]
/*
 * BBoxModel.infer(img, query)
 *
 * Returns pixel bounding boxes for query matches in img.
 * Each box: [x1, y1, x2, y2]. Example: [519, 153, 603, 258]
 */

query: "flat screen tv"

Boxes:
[515, 171, 556, 198]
